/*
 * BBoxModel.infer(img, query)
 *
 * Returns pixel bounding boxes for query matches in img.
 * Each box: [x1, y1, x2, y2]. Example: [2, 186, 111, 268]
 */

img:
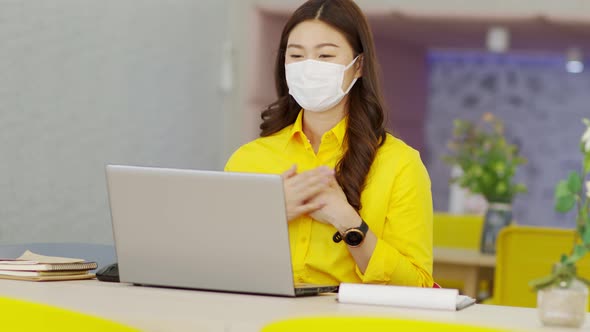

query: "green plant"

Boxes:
[442, 113, 527, 204]
[531, 119, 590, 290]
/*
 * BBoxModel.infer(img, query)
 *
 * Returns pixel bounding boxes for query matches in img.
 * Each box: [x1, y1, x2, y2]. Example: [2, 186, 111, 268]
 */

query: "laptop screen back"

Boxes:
[106, 165, 297, 296]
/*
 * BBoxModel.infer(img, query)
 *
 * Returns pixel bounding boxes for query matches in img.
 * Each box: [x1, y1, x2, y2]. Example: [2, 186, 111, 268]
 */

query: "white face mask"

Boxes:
[285, 56, 359, 113]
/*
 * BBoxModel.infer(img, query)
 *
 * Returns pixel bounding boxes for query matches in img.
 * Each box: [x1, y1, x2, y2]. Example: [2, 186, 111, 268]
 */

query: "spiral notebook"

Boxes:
[338, 283, 476, 311]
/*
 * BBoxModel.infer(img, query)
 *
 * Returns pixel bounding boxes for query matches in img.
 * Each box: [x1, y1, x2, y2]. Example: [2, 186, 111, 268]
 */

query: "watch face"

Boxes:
[345, 229, 364, 247]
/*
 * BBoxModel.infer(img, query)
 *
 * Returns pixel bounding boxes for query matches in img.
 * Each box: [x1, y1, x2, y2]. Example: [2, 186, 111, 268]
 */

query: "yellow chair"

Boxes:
[262, 317, 515, 332]
[433, 212, 484, 249]
[433, 213, 485, 291]
[492, 225, 590, 308]
[0, 297, 139, 331]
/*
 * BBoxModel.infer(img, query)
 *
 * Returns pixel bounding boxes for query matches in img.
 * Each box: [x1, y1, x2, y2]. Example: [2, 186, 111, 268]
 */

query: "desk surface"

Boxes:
[434, 247, 496, 267]
[0, 280, 586, 332]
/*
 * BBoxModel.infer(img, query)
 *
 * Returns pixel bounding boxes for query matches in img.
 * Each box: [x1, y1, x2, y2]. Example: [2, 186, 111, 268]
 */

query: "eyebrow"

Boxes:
[286, 43, 340, 49]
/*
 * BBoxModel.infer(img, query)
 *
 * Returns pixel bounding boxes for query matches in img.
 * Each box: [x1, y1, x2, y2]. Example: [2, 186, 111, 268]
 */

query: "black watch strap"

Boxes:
[333, 219, 368, 243]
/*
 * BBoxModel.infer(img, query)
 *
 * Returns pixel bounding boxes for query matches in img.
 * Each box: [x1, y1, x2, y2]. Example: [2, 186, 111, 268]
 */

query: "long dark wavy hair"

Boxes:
[260, 0, 387, 211]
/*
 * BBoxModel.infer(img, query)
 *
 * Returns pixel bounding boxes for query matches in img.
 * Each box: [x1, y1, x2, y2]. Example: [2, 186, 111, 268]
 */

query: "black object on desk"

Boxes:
[96, 263, 119, 282]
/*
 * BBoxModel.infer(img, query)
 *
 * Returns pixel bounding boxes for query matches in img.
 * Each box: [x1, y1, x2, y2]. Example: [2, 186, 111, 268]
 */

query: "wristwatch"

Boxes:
[332, 219, 369, 247]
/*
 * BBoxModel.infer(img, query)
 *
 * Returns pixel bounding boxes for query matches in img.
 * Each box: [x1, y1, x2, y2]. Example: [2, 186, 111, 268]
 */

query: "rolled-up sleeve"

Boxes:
[355, 151, 433, 287]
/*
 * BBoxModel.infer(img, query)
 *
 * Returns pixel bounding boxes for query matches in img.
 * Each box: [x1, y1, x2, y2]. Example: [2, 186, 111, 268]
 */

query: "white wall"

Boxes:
[1, 0, 230, 244]
[249, 0, 590, 18]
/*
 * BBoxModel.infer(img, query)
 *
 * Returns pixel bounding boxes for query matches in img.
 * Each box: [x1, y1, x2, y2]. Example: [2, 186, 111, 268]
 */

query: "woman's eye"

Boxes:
[289, 54, 303, 59]
[318, 54, 334, 59]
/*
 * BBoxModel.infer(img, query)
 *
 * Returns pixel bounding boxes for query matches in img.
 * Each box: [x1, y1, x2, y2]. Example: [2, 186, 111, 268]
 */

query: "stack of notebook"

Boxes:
[0, 250, 97, 281]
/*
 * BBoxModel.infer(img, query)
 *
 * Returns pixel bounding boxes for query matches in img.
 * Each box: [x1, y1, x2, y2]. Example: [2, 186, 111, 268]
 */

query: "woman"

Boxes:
[225, 0, 433, 287]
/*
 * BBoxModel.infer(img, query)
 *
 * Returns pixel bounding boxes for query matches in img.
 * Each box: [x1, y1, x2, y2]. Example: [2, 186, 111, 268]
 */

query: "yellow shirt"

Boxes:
[225, 112, 433, 287]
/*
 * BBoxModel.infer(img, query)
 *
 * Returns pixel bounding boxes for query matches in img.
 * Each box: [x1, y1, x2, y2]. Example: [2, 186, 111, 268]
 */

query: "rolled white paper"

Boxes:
[338, 283, 472, 311]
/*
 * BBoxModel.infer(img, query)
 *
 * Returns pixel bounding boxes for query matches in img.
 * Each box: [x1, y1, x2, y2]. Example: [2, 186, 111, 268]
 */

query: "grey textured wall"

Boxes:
[1, 1, 229, 244]
[426, 51, 589, 228]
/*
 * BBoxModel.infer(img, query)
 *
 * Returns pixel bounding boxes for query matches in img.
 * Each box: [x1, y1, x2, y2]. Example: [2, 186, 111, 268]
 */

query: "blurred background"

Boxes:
[2, 1, 590, 304]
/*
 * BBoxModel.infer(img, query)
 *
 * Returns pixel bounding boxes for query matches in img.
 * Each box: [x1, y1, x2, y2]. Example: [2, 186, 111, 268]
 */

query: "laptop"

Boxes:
[105, 165, 338, 297]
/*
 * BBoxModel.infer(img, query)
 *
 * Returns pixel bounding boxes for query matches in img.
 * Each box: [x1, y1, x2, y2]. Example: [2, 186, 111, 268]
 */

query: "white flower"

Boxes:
[587, 181, 590, 199]
[582, 119, 590, 152]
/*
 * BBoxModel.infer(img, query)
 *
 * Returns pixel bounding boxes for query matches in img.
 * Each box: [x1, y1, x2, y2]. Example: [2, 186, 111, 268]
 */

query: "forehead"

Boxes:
[287, 19, 351, 48]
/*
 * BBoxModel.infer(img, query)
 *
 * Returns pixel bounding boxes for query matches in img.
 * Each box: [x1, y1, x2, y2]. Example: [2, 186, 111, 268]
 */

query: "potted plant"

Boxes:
[443, 113, 527, 254]
[530, 119, 590, 328]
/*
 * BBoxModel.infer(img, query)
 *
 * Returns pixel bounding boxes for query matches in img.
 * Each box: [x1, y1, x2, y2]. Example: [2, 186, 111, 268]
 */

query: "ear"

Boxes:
[354, 54, 364, 79]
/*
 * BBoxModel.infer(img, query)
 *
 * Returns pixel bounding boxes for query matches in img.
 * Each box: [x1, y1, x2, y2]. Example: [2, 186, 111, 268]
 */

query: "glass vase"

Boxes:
[480, 202, 512, 254]
[537, 277, 588, 328]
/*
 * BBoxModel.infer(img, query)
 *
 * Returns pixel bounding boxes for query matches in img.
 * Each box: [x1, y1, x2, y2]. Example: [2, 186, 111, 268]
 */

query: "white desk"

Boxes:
[0, 280, 586, 332]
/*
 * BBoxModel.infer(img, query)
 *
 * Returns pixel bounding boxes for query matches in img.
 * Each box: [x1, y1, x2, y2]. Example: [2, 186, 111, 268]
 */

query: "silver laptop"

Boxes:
[105, 165, 338, 297]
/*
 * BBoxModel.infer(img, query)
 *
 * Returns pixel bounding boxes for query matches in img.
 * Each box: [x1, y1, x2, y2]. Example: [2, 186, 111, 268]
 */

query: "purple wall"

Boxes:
[374, 36, 428, 154]
[426, 51, 589, 228]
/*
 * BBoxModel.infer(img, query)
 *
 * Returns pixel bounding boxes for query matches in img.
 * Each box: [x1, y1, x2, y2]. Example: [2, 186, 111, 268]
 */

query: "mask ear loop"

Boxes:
[344, 55, 361, 70]
[343, 78, 358, 94]
[342, 55, 361, 93]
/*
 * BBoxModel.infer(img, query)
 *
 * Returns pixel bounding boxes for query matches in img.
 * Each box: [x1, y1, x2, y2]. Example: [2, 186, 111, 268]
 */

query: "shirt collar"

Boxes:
[287, 110, 347, 147]
[289, 110, 305, 142]
[331, 115, 347, 145]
